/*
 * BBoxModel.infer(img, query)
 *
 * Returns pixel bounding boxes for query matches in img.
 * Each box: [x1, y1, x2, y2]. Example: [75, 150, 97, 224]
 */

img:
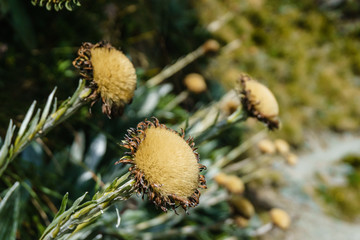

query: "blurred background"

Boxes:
[1, 0, 360, 239]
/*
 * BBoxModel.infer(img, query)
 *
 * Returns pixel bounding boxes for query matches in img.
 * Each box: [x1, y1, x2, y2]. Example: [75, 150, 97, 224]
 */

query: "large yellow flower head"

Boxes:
[73, 41, 137, 118]
[116, 118, 207, 213]
[239, 74, 280, 130]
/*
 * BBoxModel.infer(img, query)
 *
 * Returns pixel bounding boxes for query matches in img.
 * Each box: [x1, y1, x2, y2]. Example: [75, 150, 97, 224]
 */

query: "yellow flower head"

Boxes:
[239, 74, 280, 130]
[116, 117, 207, 213]
[214, 173, 245, 194]
[270, 208, 291, 230]
[73, 41, 137, 118]
[184, 73, 207, 94]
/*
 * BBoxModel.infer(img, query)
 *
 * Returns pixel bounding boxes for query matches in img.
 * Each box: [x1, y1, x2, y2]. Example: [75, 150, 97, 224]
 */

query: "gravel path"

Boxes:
[267, 132, 360, 240]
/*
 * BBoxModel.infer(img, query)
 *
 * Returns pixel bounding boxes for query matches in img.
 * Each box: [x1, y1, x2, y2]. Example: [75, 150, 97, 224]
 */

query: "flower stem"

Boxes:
[0, 79, 92, 177]
[40, 172, 135, 240]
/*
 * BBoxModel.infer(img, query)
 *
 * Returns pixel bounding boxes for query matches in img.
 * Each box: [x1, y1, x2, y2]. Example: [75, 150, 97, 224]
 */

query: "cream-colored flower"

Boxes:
[257, 139, 276, 154]
[239, 74, 280, 130]
[274, 139, 290, 154]
[270, 208, 291, 230]
[184, 73, 207, 94]
[230, 196, 255, 219]
[214, 173, 245, 194]
[73, 41, 137, 118]
[116, 117, 206, 213]
[285, 153, 298, 166]
[202, 39, 220, 53]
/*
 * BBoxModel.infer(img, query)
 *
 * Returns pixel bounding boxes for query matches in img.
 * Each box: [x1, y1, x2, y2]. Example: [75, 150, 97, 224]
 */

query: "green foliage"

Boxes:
[317, 154, 360, 221]
[199, 0, 360, 144]
[0, 80, 91, 177]
[31, 0, 81, 11]
[0, 182, 20, 240]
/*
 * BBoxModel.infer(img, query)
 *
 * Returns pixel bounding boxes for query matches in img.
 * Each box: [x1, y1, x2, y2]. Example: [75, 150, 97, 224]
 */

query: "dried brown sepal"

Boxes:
[239, 74, 280, 130]
[115, 117, 207, 213]
[73, 41, 112, 83]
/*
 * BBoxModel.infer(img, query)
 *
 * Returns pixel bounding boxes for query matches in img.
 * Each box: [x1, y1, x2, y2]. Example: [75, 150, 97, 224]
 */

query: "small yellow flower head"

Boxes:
[202, 39, 220, 53]
[239, 74, 280, 130]
[184, 73, 207, 94]
[73, 41, 137, 118]
[257, 139, 276, 154]
[116, 117, 207, 213]
[285, 152, 298, 166]
[270, 208, 291, 230]
[230, 196, 255, 219]
[214, 173, 245, 194]
[274, 139, 290, 154]
[234, 216, 249, 228]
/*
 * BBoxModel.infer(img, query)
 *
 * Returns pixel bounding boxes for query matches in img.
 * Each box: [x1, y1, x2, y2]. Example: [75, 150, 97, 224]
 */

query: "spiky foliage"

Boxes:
[31, 0, 81, 11]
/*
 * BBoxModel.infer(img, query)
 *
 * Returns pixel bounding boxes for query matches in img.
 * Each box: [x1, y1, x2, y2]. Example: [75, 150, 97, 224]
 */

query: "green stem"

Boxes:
[40, 172, 135, 240]
[0, 80, 92, 177]
[194, 108, 247, 144]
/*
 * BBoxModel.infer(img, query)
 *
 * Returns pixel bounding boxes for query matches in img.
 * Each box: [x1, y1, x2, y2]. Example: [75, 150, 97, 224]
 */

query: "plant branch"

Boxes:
[0, 79, 92, 177]
[40, 172, 135, 240]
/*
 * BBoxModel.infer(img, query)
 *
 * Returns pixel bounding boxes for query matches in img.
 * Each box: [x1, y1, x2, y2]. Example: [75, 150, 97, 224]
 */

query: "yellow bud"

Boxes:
[234, 216, 249, 228]
[240, 74, 280, 130]
[202, 39, 220, 53]
[270, 208, 291, 230]
[184, 73, 207, 94]
[285, 153, 298, 166]
[214, 172, 228, 185]
[257, 139, 276, 154]
[245, 79, 279, 120]
[274, 139, 290, 154]
[214, 173, 244, 194]
[230, 196, 255, 219]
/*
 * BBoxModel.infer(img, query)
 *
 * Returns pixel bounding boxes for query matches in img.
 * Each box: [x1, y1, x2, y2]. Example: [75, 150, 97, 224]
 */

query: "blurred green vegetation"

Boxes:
[317, 154, 360, 221]
[197, 0, 360, 144]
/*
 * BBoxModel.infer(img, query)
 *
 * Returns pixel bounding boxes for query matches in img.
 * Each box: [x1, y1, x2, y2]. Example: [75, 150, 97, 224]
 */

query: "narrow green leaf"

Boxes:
[0, 182, 20, 240]
[15, 101, 36, 146]
[39, 88, 57, 125]
[69, 79, 85, 105]
[0, 120, 15, 165]
[54, 3, 59, 11]
[40, 192, 88, 240]
[65, 1, 73, 11]
[24, 109, 40, 141]
[74, 0, 81, 7]
[54, 193, 69, 220]
[58, 2, 63, 10]
[31, 0, 38, 6]
[51, 97, 58, 115]
[39, 0, 46, 7]
[45, 1, 52, 10]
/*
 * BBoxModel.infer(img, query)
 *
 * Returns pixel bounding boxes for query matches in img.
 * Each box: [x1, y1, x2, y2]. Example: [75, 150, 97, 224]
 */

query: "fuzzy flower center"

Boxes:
[90, 47, 136, 105]
[245, 80, 279, 118]
[134, 128, 199, 198]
